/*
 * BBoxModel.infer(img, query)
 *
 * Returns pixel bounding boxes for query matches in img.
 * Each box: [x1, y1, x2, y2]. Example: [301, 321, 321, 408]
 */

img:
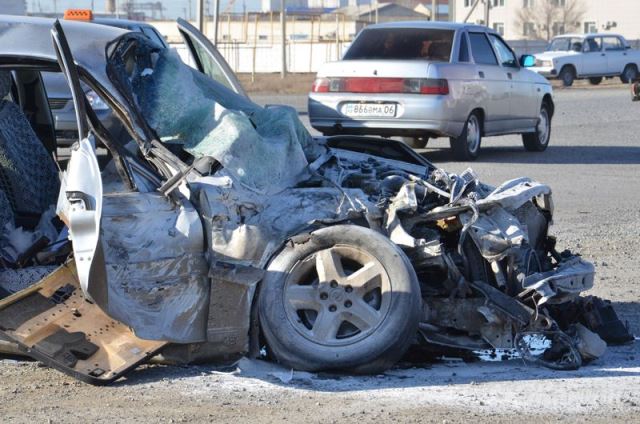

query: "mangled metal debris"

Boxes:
[0, 19, 634, 384]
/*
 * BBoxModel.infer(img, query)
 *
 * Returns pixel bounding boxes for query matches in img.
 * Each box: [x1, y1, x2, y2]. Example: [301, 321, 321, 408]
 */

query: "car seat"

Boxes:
[0, 70, 59, 223]
[427, 41, 452, 62]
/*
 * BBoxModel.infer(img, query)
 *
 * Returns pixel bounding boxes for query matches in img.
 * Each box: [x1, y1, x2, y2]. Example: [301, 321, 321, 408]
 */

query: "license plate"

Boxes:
[343, 103, 397, 118]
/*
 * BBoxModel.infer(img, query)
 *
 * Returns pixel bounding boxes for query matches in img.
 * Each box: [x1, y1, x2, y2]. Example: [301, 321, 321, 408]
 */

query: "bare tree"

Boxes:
[516, 0, 586, 41]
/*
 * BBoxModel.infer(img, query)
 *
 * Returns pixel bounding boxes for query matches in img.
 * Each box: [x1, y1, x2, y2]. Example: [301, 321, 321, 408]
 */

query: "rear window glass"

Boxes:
[344, 28, 454, 61]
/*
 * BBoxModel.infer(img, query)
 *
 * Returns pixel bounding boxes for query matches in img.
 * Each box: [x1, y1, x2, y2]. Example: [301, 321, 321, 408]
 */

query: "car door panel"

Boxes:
[487, 34, 537, 130]
[53, 20, 211, 345]
[52, 20, 107, 305]
[582, 37, 606, 75]
[603, 36, 626, 74]
[475, 65, 511, 133]
[508, 69, 537, 130]
[489, 34, 540, 131]
[468, 32, 510, 134]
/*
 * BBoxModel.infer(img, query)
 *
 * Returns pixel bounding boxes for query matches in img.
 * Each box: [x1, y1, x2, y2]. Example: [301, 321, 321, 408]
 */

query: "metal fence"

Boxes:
[172, 33, 640, 74]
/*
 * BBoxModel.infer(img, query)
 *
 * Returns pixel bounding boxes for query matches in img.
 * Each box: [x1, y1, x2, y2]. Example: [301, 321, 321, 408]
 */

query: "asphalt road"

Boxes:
[1, 87, 639, 423]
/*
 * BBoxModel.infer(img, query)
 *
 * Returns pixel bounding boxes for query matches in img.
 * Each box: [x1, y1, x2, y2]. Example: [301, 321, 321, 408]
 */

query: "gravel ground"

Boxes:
[1, 86, 639, 423]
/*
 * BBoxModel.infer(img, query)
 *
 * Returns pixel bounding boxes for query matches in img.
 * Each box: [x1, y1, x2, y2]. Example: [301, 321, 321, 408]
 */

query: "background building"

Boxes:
[3, 0, 26, 15]
[261, 0, 308, 12]
[452, 0, 640, 41]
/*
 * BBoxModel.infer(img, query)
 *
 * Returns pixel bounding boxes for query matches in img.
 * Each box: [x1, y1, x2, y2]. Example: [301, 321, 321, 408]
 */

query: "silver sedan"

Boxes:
[308, 22, 554, 160]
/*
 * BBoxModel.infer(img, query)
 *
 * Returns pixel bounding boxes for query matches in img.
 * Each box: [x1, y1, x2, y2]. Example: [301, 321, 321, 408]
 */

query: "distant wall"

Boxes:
[173, 41, 353, 74]
[173, 38, 640, 74]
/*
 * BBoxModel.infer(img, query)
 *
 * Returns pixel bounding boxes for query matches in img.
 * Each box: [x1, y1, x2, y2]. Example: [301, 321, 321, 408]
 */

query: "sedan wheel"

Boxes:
[259, 225, 421, 374]
[621, 65, 638, 84]
[401, 136, 429, 149]
[522, 103, 551, 152]
[449, 112, 481, 160]
[588, 77, 603, 85]
[559, 67, 575, 87]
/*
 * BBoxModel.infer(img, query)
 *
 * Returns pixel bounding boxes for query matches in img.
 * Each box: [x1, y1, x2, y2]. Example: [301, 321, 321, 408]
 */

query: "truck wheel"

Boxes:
[588, 77, 603, 85]
[449, 112, 482, 161]
[259, 225, 421, 374]
[522, 103, 552, 152]
[559, 66, 575, 87]
[620, 64, 638, 83]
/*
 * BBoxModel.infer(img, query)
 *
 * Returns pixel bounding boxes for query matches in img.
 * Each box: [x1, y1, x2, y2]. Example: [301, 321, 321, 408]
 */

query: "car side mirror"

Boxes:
[520, 54, 535, 67]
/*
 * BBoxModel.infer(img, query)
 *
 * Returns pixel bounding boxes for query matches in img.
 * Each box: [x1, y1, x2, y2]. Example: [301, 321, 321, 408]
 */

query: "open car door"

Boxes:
[0, 21, 166, 385]
[177, 17, 248, 97]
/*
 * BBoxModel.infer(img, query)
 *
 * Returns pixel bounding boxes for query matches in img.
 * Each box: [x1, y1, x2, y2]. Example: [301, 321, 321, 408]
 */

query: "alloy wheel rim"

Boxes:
[626, 68, 636, 82]
[466, 116, 480, 153]
[537, 109, 550, 145]
[283, 245, 391, 346]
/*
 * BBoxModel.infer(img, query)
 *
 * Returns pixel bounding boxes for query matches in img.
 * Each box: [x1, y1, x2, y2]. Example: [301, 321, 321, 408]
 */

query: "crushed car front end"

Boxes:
[0, 17, 633, 384]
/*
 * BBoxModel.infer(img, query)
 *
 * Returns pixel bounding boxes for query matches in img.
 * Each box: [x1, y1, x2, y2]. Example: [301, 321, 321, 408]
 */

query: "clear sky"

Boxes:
[27, 0, 263, 18]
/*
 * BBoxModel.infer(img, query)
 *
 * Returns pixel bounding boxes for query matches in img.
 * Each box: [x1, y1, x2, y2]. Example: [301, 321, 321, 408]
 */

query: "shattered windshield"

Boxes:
[107, 34, 314, 194]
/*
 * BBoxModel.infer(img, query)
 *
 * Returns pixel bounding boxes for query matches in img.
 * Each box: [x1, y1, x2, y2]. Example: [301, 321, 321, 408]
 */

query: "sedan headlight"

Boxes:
[85, 89, 110, 111]
[535, 59, 553, 67]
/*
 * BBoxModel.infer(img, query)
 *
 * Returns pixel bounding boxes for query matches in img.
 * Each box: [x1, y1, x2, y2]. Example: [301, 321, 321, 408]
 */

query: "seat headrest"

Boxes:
[0, 71, 11, 99]
[428, 42, 451, 61]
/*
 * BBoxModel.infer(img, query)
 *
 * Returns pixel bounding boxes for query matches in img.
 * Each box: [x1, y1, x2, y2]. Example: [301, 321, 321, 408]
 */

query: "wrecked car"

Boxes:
[0, 15, 633, 384]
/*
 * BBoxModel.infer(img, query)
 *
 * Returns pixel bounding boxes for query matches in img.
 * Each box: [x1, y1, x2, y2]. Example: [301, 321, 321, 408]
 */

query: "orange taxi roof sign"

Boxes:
[63, 9, 93, 21]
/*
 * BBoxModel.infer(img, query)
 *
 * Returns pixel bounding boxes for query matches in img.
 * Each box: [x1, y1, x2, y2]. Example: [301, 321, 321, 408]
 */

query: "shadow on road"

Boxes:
[113, 300, 639, 391]
[420, 145, 640, 165]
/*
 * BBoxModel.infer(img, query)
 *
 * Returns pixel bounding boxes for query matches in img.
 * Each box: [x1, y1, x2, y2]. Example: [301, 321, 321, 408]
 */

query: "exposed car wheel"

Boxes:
[259, 225, 421, 374]
[449, 112, 482, 161]
[620, 64, 638, 83]
[588, 77, 603, 85]
[559, 66, 575, 87]
[522, 103, 552, 152]
[401, 136, 429, 149]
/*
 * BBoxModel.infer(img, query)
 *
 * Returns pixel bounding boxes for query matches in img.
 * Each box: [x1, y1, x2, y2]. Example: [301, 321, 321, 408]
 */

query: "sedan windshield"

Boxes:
[547, 37, 584, 52]
[106, 34, 315, 194]
[344, 28, 454, 61]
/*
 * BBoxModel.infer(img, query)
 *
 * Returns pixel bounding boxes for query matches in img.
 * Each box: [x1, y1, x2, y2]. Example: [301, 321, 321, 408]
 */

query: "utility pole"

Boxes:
[375, 0, 378, 24]
[484, 0, 490, 27]
[213, 0, 220, 44]
[335, 13, 340, 60]
[197, 0, 205, 33]
[463, 0, 481, 23]
[280, 0, 286, 78]
[431, 0, 436, 21]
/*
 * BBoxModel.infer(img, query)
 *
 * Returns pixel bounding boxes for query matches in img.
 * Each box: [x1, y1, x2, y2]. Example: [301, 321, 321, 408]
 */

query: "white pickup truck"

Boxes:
[530, 33, 640, 86]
